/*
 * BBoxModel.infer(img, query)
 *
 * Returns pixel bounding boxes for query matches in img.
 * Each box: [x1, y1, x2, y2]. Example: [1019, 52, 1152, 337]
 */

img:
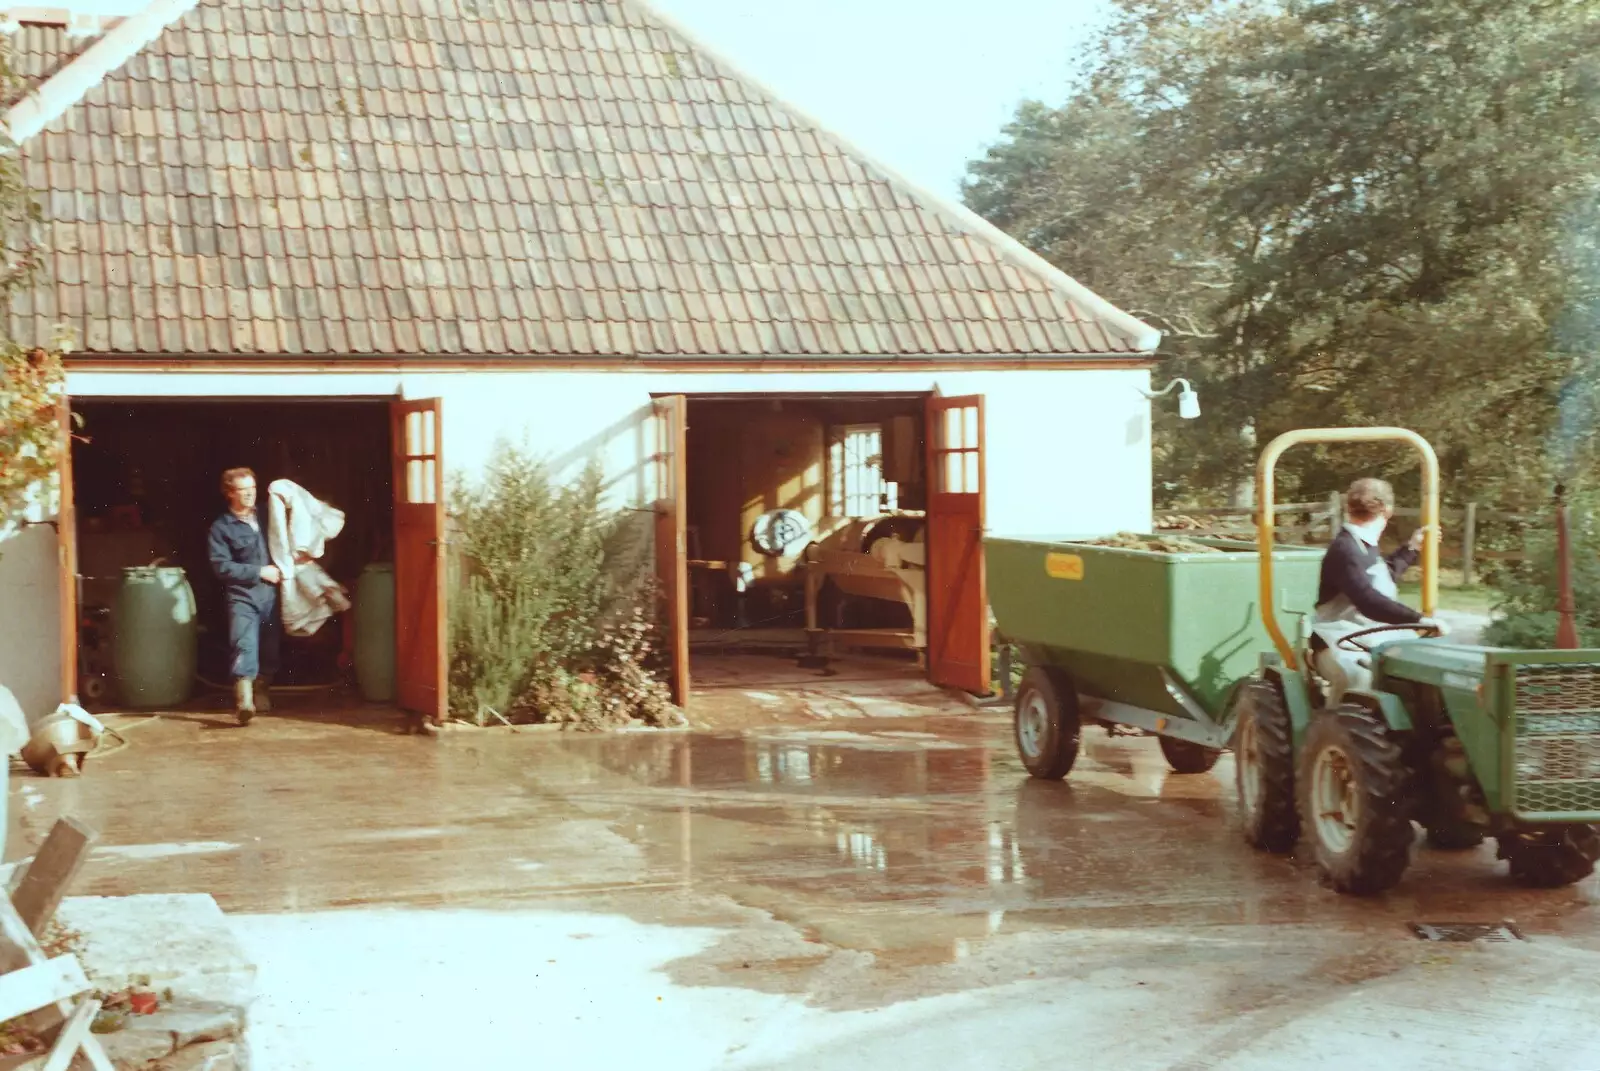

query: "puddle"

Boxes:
[13, 706, 1600, 1022]
[343, 828, 451, 842]
[93, 841, 240, 861]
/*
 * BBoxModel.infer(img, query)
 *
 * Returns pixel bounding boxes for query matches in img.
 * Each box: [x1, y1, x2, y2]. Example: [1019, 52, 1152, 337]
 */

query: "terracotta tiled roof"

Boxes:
[9, 0, 1160, 359]
[2, 24, 95, 109]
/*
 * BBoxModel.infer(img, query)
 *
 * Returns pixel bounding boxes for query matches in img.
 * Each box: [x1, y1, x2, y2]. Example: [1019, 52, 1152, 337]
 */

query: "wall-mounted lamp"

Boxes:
[1140, 378, 1201, 420]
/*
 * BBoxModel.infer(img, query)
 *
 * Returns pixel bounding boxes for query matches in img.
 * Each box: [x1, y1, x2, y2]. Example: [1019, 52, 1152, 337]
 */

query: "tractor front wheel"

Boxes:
[1234, 680, 1299, 854]
[1015, 667, 1080, 781]
[1299, 706, 1414, 895]
[1159, 736, 1221, 774]
[1498, 825, 1600, 888]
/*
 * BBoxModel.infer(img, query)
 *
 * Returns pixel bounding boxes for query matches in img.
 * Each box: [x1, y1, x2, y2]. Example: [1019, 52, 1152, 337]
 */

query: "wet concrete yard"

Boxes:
[13, 680, 1600, 1068]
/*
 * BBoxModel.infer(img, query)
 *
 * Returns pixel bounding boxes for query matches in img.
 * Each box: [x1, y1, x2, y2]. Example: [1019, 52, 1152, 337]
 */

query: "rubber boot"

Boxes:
[254, 678, 272, 713]
[234, 678, 255, 726]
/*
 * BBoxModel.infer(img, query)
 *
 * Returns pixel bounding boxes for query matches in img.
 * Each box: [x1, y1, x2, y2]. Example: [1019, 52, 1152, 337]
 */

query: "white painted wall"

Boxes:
[65, 366, 1155, 534]
[400, 367, 1155, 538]
[0, 366, 1153, 716]
[0, 479, 66, 723]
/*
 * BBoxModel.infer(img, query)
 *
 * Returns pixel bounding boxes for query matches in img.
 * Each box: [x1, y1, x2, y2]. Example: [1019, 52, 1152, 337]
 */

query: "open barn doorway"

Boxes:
[67, 398, 395, 713]
[666, 391, 991, 722]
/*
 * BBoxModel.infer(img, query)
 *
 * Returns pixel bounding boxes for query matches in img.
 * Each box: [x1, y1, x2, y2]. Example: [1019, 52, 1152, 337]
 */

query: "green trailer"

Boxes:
[988, 426, 1600, 895]
[988, 535, 1321, 773]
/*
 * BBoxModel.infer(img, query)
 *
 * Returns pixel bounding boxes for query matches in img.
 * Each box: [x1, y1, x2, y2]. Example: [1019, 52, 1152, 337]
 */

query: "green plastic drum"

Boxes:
[112, 566, 198, 709]
[354, 563, 397, 702]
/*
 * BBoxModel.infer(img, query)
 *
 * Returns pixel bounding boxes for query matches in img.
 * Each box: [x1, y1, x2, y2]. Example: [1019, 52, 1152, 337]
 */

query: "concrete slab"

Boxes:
[55, 894, 256, 1007]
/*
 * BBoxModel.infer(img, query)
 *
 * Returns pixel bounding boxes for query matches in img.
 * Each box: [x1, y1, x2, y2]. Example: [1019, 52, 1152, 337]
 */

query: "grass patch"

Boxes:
[1396, 578, 1498, 615]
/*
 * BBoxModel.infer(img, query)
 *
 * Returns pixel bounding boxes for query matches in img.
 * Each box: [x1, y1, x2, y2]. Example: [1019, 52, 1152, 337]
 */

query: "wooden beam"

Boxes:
[1461, 502, 1478, 586]
[62, 353, 1160, 374]
[40, 998, 99, 1071]
[11, 818, 97, 939]
[0, 959, 87, 1025]
[0, 860, 114, 1071]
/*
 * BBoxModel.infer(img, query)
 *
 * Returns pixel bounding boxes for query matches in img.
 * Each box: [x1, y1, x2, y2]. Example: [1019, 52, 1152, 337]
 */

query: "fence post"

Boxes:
[1327, 491, 1343, 541]
[1461, 502, 1478, 587]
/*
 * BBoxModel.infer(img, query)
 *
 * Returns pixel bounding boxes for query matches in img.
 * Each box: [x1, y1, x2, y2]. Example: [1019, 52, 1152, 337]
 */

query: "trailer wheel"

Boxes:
[1234, 680, 1299, 854]
[1015, 667, 1079, 780]
[1159, 736, 1221, 774]
[1299, 706, 1414, 895]
[1497, 825, 1600, 888]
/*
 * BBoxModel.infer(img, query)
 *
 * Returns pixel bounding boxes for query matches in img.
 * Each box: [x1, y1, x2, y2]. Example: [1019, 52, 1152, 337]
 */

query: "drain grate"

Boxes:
[1410, 922, 1525, 943]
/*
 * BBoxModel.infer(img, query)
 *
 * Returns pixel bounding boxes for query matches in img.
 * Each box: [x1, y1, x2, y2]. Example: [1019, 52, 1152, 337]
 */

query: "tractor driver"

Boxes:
[1310, 477, 1448, 705]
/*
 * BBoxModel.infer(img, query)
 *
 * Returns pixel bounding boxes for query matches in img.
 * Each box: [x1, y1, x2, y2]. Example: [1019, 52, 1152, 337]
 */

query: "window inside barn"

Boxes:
[828, 424, 897, 518]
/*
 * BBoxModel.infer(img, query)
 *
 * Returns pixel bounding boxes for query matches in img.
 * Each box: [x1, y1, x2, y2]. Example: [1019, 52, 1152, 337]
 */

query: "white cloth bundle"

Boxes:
[266, 478, 352, 637]
[0, 685, 32, 756]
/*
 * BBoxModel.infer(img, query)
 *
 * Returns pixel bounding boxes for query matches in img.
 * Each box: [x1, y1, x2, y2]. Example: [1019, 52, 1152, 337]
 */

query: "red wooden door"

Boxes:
[654, 395, 690, 707]
[926, 394, 990, 694]
[392, 398, 447, 724]
[57, 398, 78, 705]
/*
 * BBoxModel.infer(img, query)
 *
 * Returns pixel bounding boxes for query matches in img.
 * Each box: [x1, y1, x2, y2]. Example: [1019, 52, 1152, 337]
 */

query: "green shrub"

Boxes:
[447, 443, 681, 729]
[1483, 496, 1600, 649]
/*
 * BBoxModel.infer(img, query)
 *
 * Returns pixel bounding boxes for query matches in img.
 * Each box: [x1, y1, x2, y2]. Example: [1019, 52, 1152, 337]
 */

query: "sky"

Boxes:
[647, 0, 1112, 197]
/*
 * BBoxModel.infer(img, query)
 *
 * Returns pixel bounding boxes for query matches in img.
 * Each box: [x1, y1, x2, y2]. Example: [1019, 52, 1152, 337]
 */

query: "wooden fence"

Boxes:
[1163, 497, 1541, 584]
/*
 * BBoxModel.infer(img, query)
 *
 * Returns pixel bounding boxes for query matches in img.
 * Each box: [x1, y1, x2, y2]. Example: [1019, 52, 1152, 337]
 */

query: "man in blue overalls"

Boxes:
[207, 467, 281, 725]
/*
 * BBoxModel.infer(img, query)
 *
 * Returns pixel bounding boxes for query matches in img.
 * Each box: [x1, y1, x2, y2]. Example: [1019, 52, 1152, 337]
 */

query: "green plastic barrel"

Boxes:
[112, 566, 198, 709]
[354, 563, 397, 702]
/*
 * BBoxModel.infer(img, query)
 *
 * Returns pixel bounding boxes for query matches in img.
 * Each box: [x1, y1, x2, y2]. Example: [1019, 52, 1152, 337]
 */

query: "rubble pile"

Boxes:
[1079, 533, 1226, 554]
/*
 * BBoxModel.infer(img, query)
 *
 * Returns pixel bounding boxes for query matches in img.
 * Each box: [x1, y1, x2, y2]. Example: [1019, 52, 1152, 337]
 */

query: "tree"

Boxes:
[0, 27, 65, 527]
[0, 346, 65, 526]
[964, 0, 1600, 508]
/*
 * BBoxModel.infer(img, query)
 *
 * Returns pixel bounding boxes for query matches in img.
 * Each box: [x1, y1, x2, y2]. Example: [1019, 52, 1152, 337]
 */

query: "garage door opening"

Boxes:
[68, 398, 399, 710]
[661, 391, 990, 711]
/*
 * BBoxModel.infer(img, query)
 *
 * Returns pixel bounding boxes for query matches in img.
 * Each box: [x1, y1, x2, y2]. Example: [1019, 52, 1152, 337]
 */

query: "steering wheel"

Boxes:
[1335, 621, 1443, 652]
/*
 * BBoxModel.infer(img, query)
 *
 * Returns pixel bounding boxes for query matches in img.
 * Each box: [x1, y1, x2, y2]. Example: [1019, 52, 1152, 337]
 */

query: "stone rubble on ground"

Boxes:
[97, 1002, 243, 1071]
[45, 895, 256, 1071]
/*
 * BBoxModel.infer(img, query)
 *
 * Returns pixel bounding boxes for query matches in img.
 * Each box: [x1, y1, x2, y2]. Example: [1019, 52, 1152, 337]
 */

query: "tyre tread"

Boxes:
[1236, 680, 1299, 854]
[1299, 705, 1414, 895]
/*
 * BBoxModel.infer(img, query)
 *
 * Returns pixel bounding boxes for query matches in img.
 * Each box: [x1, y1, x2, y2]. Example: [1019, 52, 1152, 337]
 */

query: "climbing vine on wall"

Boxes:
[0, 345, 64, 527]
[0, 30, 64, 530]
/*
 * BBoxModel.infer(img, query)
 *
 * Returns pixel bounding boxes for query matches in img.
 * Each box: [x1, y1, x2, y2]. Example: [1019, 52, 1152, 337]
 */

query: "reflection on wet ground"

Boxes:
[8, 701, 1600, 1002]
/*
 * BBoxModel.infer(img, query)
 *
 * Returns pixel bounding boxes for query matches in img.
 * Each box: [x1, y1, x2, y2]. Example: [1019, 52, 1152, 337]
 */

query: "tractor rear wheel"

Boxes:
[1159, 736, 1221, 774]
[1234, 680, 1299, 854]
[1497, 825, 1600, 888]
[1298, 705, 1415, 895]
[1015, 667, 1080, 781]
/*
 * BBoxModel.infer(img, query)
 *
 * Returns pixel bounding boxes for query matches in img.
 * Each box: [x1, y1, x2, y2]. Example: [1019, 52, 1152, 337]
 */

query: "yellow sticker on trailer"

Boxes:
[1045, 552, 1084, 580]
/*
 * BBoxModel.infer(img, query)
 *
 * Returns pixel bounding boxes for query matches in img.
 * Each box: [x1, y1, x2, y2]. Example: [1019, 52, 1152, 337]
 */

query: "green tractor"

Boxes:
[987, 427, 1600, 895]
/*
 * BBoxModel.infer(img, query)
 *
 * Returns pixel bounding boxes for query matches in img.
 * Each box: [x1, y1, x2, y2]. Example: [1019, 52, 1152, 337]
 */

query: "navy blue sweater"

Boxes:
[1315, 528, 1422, 625]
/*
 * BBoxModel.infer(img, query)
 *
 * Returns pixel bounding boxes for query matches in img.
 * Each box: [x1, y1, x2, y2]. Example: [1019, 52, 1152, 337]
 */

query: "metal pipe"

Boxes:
[1256, 427, 1440, 667]
[1555, 483, 1579, 649]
